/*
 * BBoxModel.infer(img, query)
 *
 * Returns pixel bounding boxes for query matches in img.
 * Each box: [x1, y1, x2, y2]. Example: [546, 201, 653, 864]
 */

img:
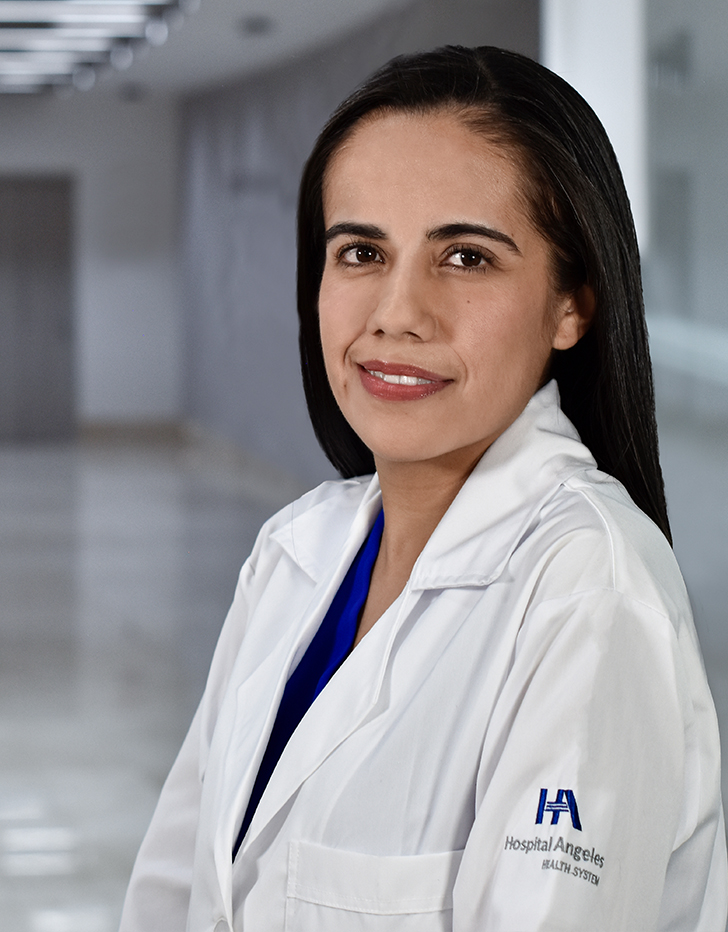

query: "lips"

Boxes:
[357, 359, 452, 400]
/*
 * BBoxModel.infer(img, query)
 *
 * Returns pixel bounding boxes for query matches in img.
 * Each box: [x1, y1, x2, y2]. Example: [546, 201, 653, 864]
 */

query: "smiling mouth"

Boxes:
[365, 369, 434, 386]
[356, 360, 452, 401]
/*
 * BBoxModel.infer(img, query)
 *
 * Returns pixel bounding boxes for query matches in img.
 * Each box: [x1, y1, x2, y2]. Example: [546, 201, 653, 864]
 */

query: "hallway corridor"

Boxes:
[0, 433, 302, 931]
[0, 415, 726, 930]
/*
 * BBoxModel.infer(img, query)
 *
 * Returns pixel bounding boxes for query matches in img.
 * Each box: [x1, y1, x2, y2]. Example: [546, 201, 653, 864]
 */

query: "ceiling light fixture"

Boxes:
[0, 0, 194, 94]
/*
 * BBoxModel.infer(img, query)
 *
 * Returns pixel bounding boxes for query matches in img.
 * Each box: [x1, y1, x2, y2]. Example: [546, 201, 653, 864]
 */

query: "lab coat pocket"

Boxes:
[285, 840, 462, 931]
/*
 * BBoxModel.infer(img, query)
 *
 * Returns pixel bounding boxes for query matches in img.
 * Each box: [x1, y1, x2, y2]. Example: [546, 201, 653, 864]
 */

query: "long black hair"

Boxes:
[297, 45, 671, 544]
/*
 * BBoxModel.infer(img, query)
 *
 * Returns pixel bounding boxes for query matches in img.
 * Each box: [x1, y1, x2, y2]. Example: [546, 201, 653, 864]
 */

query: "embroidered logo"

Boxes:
[536, 788, 582, 831]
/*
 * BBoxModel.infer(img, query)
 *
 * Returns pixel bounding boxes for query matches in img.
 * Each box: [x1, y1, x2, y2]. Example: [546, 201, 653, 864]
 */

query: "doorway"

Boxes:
[0, 177, 74, 441]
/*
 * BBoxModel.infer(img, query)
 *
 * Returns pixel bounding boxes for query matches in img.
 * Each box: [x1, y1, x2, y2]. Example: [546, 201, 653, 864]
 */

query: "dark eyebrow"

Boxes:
[325, 222, 387, 244]
[427, 223, 521, 255]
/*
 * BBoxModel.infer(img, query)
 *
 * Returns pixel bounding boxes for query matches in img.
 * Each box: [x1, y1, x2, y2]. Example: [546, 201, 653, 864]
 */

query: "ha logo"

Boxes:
[536, 788, 582, 831]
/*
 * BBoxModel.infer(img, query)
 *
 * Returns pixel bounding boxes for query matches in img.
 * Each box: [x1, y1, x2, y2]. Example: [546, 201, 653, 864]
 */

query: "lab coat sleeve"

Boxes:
[452, 587, 715, 932]
[119, 554, 258, 932]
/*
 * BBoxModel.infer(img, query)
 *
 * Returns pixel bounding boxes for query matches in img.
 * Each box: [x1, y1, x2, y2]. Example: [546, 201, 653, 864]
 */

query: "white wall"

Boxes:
[542, 0, 728, 417]
[644, 0, 728, 417]
[0, 91, 180, 424]
[541, 0, 648, 248]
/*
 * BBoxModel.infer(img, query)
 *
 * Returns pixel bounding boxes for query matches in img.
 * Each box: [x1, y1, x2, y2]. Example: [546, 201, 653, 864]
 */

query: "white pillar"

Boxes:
[541, 0, 648, 249]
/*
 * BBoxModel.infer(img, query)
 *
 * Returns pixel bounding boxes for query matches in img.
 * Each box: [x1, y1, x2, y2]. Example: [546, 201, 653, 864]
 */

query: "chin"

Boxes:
[354, 428, 440, 463]
[368, 440, 471, 469]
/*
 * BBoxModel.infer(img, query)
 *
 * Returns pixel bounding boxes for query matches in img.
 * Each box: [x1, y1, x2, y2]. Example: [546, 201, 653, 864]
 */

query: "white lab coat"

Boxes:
[120, 382, 727, 932]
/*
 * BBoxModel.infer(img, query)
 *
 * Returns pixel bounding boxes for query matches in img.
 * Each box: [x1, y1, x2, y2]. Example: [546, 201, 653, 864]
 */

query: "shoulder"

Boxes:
[518, 465, 691, 634]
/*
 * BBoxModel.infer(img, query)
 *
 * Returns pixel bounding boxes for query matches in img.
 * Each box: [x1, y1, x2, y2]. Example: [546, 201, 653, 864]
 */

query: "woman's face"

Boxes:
[318, 109, 590, 472]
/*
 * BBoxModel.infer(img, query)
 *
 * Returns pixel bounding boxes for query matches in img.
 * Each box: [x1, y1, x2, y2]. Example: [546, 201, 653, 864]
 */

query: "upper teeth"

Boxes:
[367, 369, 433, 385]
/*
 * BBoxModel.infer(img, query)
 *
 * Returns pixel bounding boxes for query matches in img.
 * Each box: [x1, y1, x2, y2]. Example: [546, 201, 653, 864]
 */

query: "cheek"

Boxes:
[317, 277, 341, 353]
[318, 271, 371, 360]
[317, 312, 338, 385]
[455, 295, 555, 390]
[318, 281, 354, 392]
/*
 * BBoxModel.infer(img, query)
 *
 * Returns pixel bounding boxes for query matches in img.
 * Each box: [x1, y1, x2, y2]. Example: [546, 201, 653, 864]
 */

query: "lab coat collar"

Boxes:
[270, 473, 382, 583]
[272, 381, 595, 592]
[410, 381, 595, 591]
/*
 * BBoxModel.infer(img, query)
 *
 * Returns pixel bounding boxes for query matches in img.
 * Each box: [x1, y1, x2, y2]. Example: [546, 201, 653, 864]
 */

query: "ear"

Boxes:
[551, 284, 596, 351]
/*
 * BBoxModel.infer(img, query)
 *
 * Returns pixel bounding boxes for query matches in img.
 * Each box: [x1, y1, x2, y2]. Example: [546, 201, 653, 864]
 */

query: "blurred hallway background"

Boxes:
[0, 0, 726, 928]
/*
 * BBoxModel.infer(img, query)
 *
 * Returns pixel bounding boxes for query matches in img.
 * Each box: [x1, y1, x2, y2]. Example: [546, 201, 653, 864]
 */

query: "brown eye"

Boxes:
[354, 245, 378, 263]
[444, 246, 492, 271]
[458, 249, 484, 268]
[337, 242, 382, 266]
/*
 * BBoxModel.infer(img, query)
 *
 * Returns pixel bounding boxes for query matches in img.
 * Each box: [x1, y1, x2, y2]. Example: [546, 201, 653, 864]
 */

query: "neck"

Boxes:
[351, 444, 486, 646]
[374, 445, 484, 573]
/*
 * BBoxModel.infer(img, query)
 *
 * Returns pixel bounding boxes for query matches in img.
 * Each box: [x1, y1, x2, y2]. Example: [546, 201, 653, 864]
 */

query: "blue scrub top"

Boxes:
[233, 509, 385, 859]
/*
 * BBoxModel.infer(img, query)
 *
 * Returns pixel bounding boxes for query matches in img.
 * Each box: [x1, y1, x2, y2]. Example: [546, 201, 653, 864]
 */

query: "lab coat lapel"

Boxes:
[205, 628, 300, 903]
[239, 580, 409, 857]
[219, 482, 383, 864]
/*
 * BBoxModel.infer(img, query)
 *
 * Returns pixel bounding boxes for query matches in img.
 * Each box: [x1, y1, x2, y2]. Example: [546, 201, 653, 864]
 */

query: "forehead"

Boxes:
[322, 109, 532, 229]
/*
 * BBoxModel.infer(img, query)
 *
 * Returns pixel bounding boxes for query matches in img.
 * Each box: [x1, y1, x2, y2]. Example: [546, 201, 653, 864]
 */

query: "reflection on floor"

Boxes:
[0, 414, 726, 930]
[0, 435, 302, 931]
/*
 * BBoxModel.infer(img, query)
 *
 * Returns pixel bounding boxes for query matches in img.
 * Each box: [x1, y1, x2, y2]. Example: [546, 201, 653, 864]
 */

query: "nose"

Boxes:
[366, 259, 436, 342]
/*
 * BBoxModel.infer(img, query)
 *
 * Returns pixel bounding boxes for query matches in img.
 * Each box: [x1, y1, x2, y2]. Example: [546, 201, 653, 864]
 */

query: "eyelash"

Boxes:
[442, 244, 495, 272]
[335, 242, 384, 266]
[332, 241, 496, 272]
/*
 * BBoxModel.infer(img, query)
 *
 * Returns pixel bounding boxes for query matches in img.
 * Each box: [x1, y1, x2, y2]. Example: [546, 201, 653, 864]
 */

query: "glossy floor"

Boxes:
[0, 416, 726, 930]
[0, 434, 303, 931]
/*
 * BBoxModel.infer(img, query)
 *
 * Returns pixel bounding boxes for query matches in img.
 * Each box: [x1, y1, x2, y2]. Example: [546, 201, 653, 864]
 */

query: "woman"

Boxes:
[121, 46, 727, 931]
